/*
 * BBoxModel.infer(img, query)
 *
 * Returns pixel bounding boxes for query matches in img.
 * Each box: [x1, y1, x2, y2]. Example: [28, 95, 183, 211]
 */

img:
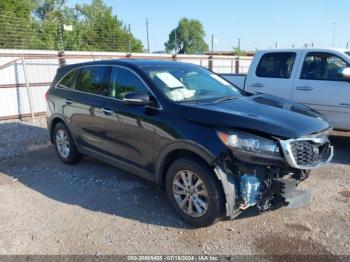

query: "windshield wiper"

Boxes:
[212, 96, 238, 103]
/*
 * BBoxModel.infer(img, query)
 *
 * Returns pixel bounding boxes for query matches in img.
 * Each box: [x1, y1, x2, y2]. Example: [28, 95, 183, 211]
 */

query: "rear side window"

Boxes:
[301, 52, 349, 81]
[76, 66, 109, 96]
[57, 69, 78, 89]
[256, 52, 296, 79]
[109, 67, 148, 99]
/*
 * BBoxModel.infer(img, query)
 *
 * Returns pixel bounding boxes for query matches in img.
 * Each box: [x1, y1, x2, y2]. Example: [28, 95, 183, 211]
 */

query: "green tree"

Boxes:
[31, 0, 66, 50]
[33, 0, 66, 20]
[75, 0, 143, 52]
[233, 47, 247, 56]
[0, 0, 143, 52]
[0, 0, 36, 48]
[165, 18, 208, 54]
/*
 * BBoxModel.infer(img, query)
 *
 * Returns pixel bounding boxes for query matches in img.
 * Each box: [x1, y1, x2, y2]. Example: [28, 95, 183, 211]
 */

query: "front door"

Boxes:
[245, 51, 299, 99]
[292, 51, 350, 130]
[98, 66, 157, 171]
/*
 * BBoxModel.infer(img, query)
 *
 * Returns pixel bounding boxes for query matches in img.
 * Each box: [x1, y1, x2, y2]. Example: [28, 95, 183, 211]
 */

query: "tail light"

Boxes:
[45, 91, 49, 101]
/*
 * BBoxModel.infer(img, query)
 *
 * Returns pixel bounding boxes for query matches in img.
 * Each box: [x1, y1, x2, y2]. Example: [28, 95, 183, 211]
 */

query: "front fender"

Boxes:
[154, 140, 217, 185]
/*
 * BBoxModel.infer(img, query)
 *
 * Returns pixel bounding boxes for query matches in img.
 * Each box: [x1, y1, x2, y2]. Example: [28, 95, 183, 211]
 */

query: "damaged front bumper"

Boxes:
[214, 130, 333, 219]
[214, 164, 312, 219]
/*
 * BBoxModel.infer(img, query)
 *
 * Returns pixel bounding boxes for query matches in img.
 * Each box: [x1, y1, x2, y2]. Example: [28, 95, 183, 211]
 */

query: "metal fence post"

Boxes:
[235, 57, 240, 74]
[58, 51, 66, 67]
[208, 55, 213, 71]
[21, 57, 35, 122]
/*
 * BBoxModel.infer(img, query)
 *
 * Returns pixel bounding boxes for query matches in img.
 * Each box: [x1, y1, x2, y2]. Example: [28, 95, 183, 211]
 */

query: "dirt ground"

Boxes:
[0, 117, 349, 257]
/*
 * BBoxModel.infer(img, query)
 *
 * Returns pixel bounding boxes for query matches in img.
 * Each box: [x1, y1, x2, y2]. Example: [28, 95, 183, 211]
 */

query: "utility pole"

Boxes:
[211, 34, 214, 53]
[128, 24, 131, 54]
[174, 30, 178, 54]
[238, 38, 241, 50]
[332, 22, 336, 47]
[57, 17, 64, 53]
[145, 18, 150, 53]
[347, 41, 349, 49]
[275, 42, 278, 48]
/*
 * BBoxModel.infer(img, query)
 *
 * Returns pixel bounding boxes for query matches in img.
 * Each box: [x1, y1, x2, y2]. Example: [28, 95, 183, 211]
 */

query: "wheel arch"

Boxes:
[48, 115, 72, 143]
[155, 141, 217, 188]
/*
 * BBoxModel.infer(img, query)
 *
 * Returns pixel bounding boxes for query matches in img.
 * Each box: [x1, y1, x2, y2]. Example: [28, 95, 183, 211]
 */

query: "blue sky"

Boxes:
[67, 0, 350, 52]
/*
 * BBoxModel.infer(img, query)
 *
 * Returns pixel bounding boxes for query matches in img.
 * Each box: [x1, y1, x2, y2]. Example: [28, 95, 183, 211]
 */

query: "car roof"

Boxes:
[256, 47, 350, 53]
[55, 59, 200, 83]
[61, 59, 191, 70]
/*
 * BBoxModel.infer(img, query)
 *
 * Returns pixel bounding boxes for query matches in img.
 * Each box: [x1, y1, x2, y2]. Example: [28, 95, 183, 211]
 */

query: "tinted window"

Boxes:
[301, 52, 349, 81]
[76, 66, 108, 95]
[256, 52, 296, 79]
[109, 67, 148, 99]
[58, 69, 78, 89]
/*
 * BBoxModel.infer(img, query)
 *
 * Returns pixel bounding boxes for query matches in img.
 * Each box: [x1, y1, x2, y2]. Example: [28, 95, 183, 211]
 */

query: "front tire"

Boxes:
[53, 122, 81, 164]
[165, 157, 225, 227]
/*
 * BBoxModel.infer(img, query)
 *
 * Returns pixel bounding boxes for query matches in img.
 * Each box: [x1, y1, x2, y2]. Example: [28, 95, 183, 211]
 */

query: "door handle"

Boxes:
[101, 108, 114, 115]
[64, 99, 72, 105]
[251, 83, 264, 88]
[296, 86, 313, 91]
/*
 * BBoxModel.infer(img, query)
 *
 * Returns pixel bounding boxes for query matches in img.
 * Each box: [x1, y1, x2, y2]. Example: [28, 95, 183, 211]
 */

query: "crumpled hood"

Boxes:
[180, 94, 330, 139]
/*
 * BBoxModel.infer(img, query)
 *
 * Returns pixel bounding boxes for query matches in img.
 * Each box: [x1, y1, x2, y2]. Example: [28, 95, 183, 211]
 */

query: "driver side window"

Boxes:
[109, 67, 148, 99]
[301, 52, 349, 81]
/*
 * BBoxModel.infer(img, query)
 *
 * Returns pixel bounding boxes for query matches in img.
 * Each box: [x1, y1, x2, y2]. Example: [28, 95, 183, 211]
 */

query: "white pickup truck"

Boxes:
[222, 48, 350, 131]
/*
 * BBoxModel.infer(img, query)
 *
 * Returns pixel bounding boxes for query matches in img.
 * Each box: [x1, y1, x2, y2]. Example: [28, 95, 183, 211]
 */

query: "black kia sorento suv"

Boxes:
[46, 59, 333, 227]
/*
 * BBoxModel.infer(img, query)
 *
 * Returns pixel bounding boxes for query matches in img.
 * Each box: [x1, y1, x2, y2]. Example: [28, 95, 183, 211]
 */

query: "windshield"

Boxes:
[345, 51, 350, 57]
[141, 63, 243, 103]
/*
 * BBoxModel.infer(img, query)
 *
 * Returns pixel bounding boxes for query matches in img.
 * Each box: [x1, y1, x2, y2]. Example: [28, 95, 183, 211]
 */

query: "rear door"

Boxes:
[245, 51, 299, 99]
[292, 51, 350, 130]
[68, 65, 110, 152]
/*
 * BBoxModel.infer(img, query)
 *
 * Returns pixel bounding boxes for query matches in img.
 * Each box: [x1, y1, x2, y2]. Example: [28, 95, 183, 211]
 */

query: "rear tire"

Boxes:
[53, 122, 81, 164]
[165, 157, 224, 227]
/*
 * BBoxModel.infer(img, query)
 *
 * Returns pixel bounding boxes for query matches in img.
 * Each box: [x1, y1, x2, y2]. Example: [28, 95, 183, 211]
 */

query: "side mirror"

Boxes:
[342, 68, 350, 81]
[123, 92, 150, 106]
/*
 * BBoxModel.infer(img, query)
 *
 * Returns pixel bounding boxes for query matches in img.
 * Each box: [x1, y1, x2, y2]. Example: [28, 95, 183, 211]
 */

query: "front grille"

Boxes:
[279, 131, 333, 169]
[290, 141, 329, 166]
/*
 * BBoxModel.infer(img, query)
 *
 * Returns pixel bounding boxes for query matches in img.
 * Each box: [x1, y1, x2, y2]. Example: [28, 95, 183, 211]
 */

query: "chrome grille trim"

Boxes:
[279, 135, 334, 170]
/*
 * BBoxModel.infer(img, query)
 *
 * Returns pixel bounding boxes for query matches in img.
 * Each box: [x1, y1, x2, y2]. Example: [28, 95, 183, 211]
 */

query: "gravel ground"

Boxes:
[0, 116, 349, 257]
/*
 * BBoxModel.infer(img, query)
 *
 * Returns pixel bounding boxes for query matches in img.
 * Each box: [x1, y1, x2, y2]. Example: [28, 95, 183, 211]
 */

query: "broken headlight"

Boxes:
[217, 130, 281, 159]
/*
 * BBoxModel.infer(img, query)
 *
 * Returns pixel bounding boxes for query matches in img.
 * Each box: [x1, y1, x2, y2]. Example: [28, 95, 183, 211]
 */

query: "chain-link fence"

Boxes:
[0, 10, 58, 50]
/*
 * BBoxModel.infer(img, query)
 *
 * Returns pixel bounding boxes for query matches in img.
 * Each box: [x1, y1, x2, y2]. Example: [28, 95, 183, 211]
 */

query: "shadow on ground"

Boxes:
[1, 122, 349, 229]
[0, 122, 188, 229]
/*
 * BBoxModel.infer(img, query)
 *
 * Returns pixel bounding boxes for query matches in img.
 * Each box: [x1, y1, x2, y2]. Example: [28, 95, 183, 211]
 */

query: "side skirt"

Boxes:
[78, 146, 157, 184]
